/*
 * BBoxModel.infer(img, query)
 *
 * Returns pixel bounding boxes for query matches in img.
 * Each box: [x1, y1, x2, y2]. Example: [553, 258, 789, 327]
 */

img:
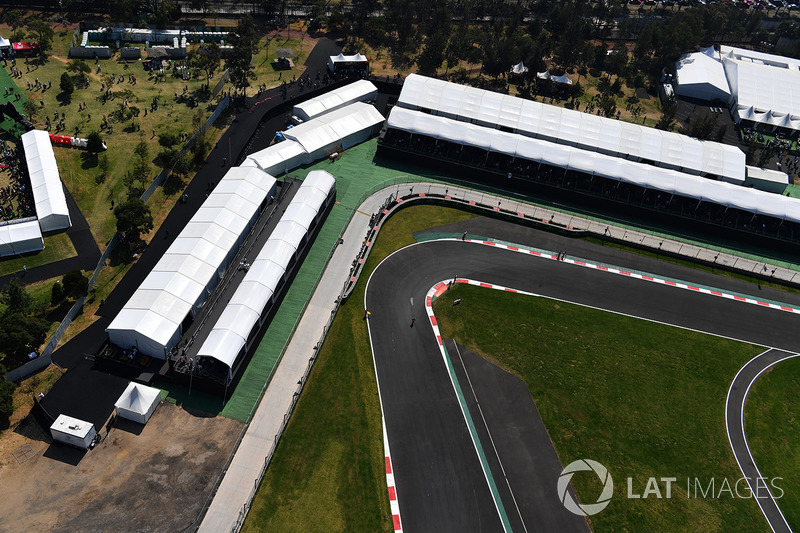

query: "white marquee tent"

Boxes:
[675, 46, 731, 102]
[387, 107, 800, 224]
[0, 219, 44, 257]
[397, 74, 745, 183]
[107, 167, 277, 358]
[0, 35, 10, 50]
[293, 80, 378, 122]
[114, 382, 161, 424]
[283, 102, 385, 160]
[196, 170, 336, 372]
[21, 130, 72, 232]
[327, 52, 369, 72]
[245, 139, 307, 176]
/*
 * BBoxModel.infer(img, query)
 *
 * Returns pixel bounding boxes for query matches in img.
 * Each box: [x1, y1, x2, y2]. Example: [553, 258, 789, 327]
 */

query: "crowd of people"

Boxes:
[0, 145, 35, 222]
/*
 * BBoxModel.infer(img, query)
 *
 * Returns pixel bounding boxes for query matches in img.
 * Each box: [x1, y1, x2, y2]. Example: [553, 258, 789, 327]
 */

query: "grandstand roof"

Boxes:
[387, 107, 800, 224]
[398, 74, 745, 182]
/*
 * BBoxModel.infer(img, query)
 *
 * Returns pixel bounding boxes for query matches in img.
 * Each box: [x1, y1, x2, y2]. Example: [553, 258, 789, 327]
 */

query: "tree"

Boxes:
[67, 59, 91, 75]
[61, 270, 88, 299]
[5, 10, 25, 36]
[190, 43, 221, 87]
[51, 280, 65, 305]
[0, 367, 15, 428]
[86, 131, 105, 154]
[228, 16, 259, 94]
[115, 198, 154, 243]
[123, 137, 151, 198]
[26, 17, 54, 57]
[656, 95, 678, 131]
[0, 313, 49, 364]
[59, 72, 74, 96]
[1, 278, 30, 313]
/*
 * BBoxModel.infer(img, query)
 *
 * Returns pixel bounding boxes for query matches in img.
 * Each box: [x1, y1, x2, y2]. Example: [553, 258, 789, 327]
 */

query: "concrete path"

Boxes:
[198, 180, 800, 532]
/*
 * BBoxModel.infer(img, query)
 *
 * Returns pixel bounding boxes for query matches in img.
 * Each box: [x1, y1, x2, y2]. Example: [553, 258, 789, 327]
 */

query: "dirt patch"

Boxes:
[0, 402, 242, 532]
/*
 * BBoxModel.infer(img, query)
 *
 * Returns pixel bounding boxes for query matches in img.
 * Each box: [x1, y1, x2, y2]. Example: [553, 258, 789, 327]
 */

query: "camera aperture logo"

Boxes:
[557, 459, 614, 516]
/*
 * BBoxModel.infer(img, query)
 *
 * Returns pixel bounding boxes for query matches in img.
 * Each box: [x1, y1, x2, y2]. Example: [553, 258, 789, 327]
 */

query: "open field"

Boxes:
[241, 206, 477, 532]
[746, 355, 800, 529]
[433, 283, 766, 531]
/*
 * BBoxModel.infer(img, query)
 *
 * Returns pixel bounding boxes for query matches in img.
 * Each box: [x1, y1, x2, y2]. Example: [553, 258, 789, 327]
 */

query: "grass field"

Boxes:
[0, 231, 75, 277]
[745, 355, 800, 530]
[241, 206, 477, 532]
[432, 283, 767, 531]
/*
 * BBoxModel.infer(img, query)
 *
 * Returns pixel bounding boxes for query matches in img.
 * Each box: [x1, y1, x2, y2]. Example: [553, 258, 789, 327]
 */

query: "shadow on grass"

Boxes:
[80, 151, 99, 169]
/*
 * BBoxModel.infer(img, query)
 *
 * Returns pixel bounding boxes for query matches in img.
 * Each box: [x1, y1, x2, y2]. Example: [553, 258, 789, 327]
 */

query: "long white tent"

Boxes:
[0, 219, 44, 256]
[293, 80, 378, 122]
[107, 167, 277, 358]
[21, 130, 72, 232]
[283, 102, 385, 161]
[196, 170, 336, 372]
[398, 74, 745, 183]
[246, 101, 385, 174]
[387, 107, 800, 224]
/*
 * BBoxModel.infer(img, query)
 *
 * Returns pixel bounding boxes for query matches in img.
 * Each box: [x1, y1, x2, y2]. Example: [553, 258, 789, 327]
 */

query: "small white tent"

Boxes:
[511, 62, 528, 76]
[114, 382, 161, 424]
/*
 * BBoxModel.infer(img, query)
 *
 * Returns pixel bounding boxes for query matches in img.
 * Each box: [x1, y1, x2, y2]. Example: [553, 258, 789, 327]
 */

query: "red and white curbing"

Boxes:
[382, 421, 403, 531]
[457, 238, 800, 315]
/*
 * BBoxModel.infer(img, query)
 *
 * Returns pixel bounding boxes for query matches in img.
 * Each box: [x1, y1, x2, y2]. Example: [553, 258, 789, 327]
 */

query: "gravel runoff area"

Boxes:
[0, 402, 242, 532]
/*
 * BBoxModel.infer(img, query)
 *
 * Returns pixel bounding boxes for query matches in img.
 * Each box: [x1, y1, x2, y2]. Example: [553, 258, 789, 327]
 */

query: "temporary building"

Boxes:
[327, 52, 369, 73]
[293, 80, 378, 122]
[720, 45, 800, 134]
[107, 166, 277, 358]
[114, 382, 161, 424]
[0, 219, 44, 257]
[283, 102, 384, 161]
[386, 106, 800, 224]
[21, 130, 72, 232]
[0, 35, 10, 50]
[397, 73, 745, 183]
[245, 139, 307, 176]
[196, 170, 336, 373]
[510, 62, 528, 76]
[675, 47, 731, 103]
[50, 414, 97, 450]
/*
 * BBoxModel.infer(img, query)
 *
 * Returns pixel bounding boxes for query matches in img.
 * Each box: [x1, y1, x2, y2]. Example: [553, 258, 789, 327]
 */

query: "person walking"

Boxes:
[410, 317, 415, 328]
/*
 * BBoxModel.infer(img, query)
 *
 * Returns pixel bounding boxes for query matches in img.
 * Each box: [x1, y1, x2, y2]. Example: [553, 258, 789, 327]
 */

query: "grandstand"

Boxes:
[380, 75, 800, 249]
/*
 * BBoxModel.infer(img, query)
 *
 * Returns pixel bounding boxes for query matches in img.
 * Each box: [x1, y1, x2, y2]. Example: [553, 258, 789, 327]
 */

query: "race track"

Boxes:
[366, 235, 800, 532]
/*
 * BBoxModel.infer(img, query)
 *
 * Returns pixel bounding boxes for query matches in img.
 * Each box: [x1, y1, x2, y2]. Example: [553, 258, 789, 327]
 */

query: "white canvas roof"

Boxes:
[387, 107, 800, 224]
[283, 102, 384, 158]
[675, 48, 731, 102]
[107, 166, 277, 358]
[724, 55, 800, 131]
[0, 36, 10, 48]
[114, 382, 161, 423]
[196, 171, 335, 370]
[21, 130, 71, 232]
[246, 140, 308, 176]
[0, 219, 44, 257]
[293, 80, 378, 122]
[397, 74, 745, 182]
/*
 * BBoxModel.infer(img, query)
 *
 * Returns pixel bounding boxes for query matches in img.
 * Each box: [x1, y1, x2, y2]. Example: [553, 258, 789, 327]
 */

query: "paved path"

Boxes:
[726, 349, 798, 533]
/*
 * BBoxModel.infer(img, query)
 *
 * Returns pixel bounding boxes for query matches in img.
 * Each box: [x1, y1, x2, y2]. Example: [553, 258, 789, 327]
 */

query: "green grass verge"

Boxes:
[432, 283, 768, 532]
[0, 231, 76, 277]
[241, 205, 477, 532]
[745, 356, 800, 530]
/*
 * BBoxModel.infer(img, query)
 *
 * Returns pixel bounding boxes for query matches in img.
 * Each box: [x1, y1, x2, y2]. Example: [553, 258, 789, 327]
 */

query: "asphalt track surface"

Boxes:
[726, 348, 799, 533]
[366, 235, 800, 532]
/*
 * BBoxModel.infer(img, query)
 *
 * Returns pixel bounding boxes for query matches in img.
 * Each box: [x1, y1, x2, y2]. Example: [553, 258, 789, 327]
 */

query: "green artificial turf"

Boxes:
[745, 355, 800, 530]
[432, 283, 768, 532]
